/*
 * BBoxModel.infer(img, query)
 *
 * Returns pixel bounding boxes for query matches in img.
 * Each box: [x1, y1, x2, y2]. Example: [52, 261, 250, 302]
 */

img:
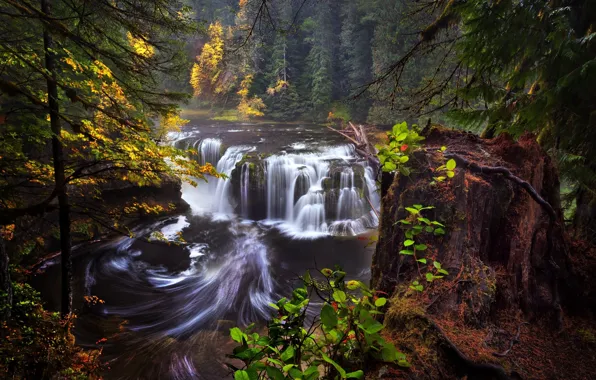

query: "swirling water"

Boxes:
[33, 121, 377, 379]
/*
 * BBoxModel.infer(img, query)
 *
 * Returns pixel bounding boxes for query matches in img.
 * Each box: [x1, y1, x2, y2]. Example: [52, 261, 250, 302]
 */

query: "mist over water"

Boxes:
[33, 121, 377, 379]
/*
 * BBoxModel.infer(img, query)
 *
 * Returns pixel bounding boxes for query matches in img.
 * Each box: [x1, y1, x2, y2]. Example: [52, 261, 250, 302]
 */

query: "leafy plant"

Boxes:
[376, 122, 425, 175]
[0, 283, 104, 379]
[229, 269, 409, 379]
[396, 205, 449, 292]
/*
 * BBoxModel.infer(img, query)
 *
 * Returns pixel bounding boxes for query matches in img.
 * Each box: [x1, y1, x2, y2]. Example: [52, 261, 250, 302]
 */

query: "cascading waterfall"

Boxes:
[337, 168, 365, 220]
[182, 138, 254, 217]
[213, 146, 253, 215]
[182, 135, 378, 236]
[261, 144, 377, 237]
[198, 138, 222, 165]
[240, 162, 250, 218]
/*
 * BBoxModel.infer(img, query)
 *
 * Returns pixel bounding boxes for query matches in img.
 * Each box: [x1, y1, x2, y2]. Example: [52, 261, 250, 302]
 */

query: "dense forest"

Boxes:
[1, 0, 596, 379]
[185, 0, 448, 125]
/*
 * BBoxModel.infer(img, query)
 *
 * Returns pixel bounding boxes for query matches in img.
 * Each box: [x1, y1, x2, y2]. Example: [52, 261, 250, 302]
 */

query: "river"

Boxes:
[33, 120, 379, 379]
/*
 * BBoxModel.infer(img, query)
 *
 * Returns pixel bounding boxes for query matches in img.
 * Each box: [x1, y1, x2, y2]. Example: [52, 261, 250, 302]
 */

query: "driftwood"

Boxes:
[326, 122, 379, 169]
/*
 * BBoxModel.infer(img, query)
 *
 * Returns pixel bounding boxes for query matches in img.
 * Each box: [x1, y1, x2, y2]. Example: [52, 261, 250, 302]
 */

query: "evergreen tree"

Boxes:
[0, 0, 212, 316]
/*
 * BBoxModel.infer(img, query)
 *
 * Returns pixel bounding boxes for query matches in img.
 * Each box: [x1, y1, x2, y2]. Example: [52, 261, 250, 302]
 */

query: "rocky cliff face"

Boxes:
[370, 127, 585, 379]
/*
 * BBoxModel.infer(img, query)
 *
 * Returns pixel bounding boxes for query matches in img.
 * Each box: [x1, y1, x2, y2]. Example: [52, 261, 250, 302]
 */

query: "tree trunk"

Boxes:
[42, 0, 72, 318]
[573, 186, 596, 245]
[371, 127, 574, 378]
[0, 236, 11, 321]
[372, 128, 571, 321]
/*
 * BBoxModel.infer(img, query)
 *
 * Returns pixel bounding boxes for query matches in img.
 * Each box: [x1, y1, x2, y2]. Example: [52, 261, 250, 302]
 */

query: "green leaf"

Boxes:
[438, 268, 449, 275]
[234, 370, 250, 380]
[320, 303, 338, 328]
[396, 132, 409, 141]
[425, 273, 434, 282]
[398, 165, 410, 176]
[288, 368, 303, 379]
[399, 155, 409, 163]
[403, 239, 415, 247]
[303, 366, 319, 377]
[365, 321, 384, 334]
[266, 366, 286, 380]
[283, 364, 295, 372]
[417, 258, 427, 264]
[267, 358, 283, 366]
[440, 146, 447, 152]
[332, 290, 347, 303]
[433, 261, 442, 269]
[230, 327, 244, 343]
[269, 302, 279, 310]
[447, 170, 455, 178]
[322, 353, 346, 378]
[414, 244, 427, 251]
[384, 161, 396, 171]
[280, 346, 295, 362]
[405, 207, 419, 215]
[434, 228, 445, 235]
[346, 370, 364, 379]
[446, 159, 456, 170]
[283, 303, 300, 314]
[399, 249, 414, 255]
[375, 297, 387, 307]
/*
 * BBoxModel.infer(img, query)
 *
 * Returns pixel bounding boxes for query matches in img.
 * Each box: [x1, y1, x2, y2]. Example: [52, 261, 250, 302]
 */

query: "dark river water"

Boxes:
[33, 120, 378, 379]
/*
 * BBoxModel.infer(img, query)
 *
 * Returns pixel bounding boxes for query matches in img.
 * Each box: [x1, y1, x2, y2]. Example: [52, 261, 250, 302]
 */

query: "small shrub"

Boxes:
[229, 269, 409, 379]
[0, 282, 104, 379]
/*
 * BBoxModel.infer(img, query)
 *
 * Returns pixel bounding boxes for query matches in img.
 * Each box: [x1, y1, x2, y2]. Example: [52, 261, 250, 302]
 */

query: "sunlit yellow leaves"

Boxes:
[92, 60, 113, 79]
[237, 74, 265, 120]
[0, 224, 15, 241]
[126, 32, 155, 59]
[62, 49, 84, 73]
[190, 21, 225, 97]
[266, 79, 289, 96]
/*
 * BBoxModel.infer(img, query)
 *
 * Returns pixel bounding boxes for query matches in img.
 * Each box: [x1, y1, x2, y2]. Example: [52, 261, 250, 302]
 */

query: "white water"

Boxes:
[198, 138, 222, 166]
[180, 136, 378, 238]
[240, 162, 250, 219]
[182, 138, 255, 218]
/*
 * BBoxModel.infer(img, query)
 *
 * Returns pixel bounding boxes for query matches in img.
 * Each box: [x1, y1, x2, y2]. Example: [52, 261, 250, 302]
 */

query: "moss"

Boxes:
[577, 328, 596, 344]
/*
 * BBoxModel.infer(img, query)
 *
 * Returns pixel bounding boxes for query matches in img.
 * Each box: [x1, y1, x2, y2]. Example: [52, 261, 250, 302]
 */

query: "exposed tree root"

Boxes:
[492, 322, 529, 358]
[424, 317, 513, 380]
[444, 153, 557, 222]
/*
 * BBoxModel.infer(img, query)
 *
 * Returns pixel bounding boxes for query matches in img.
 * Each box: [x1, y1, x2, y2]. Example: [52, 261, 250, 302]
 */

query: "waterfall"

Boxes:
[240, 162, 250, 218]
[337, 168, 365, 220]
[198, 138, 222, 165]
[364, 166, 380, 225]
[260, 144, 378, 237]
[266, 154, 328, 222]
[182, 139, 253, 217]
[181, 135, 379, 237]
